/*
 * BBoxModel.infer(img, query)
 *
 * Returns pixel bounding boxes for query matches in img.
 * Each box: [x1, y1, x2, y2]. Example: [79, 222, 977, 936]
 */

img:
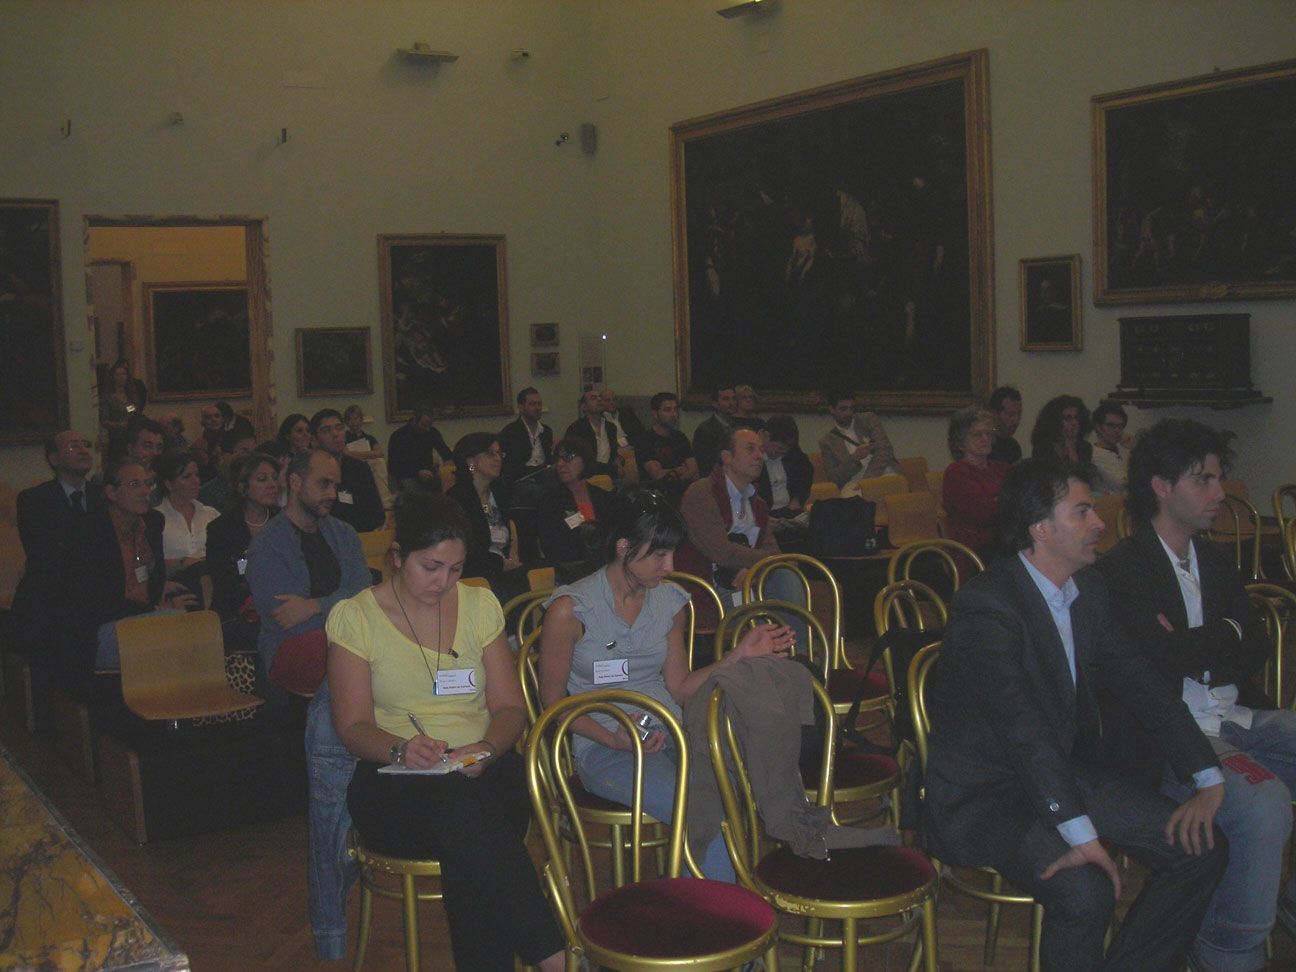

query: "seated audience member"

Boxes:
[497, 386, 553, 487]
[387, 403, 453, 494]
[818, 388, 899, 488]
[756, 413, 812, 522]
[257, 438, 292, 508]
[198, 428, 257, 509]
[635, 392, 699, 504]
[1089, 401, 1131, 495]
[80, 459, 198, 672]
[692, 383, 739, 478]
[921, 458, 1226, 972]
[1097, 418, 1296, 971]
[158, 412, 188, 450]
[565, 388, 623, 480]
[216, 400, 255, 442]
[676, 428, 807, 645]
[154, 448, 220, 581]
[1030, 394, 1095, 474]
[311, 408, 385, 533]
[600, 386, 645, 448]
[13, 430, 100, 721]
[987, 385, 1023, 464]
[342, 404, 384, 460]
[206, 452, 280, 651]
[447, 433, 528, 602]
[328, 492, 566, 972]
[535, 436, 612, 580]
[97, 359, 146, 461]
[117, 414, 165, 476]
[734, 383, 765, 432]
[245, 448, 370, 961]
[277, 412, 314, 460]
[539, 487, 797, 882]
[942, 407, 1011, 558]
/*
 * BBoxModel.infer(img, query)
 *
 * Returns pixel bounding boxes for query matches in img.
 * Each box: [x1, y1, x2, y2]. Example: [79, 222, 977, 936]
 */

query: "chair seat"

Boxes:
[757, 844, 935, 903]
[802, 751, 900, 790]
[828, 667, 889, 704]
[125, 686, 263, 721]
[580, 877, 775, 957]
[566, 773, 661, 819]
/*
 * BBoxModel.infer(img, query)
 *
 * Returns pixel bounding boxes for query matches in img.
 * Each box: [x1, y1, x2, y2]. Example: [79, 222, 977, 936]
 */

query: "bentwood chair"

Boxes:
[897, 456, 931, 493]
[706, 684, 937, 972]
[882, 491, 941, 547]
[666, 570, 727, 667]
[1246, 582, 1296, 710]
[908, 642, 1043, 970]
[527, 691, 780, 971]
[1211, 492, 1266, 581]
[887, 538, 984, 600]
[502, 587, 552, 649]
[744, 553, 891, 724]
[1272, 486, 1296, 560]
[350, 832, 445, 972]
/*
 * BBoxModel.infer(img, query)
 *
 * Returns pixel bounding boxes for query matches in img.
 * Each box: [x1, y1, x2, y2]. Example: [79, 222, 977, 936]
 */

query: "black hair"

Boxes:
[764, 413, 799, 447]
[102, 456, 147, 489]
[220, 427, 256, 455]
[43, 431, 63, 467]
[392, 491, 470, 562]
[154, 448, 198, 491]
[276, 413, 310, 444]
[309, 408, 343, 435]
[409, 402, 434, 423]
[650, 391, 678, 412]
[215, 401, 234, 422]
[824, 388, 853, 409]
[125, 415, 165, 446]
[257, 438, 290, 459]
[987, 385, 1022, 412]
[1091, 401, 1128, 429]
[225, 452, 280, 515]
[712, 384, 735, 401]
[1029, 395, 1091, 456]
[602, 486, 686, 565]
[343, 404, 364, 421]
[453, 432, 499, 485]
[993, 458, 1093, 553]
[552, 435, 594, 472]
[516, 386, 539, 406]
[1126, 418, 1231, 528]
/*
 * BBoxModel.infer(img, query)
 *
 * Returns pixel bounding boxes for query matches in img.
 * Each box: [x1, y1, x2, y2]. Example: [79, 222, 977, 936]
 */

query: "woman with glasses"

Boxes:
[943, 406, 1011, 558]
[447, 432, 528, 601]
[538, 486, 794, 881]
[535, 436, 612, 582]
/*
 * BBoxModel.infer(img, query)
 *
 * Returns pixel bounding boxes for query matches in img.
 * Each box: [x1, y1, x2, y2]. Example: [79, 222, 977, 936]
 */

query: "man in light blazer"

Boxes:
[923, 459, 1226, 972]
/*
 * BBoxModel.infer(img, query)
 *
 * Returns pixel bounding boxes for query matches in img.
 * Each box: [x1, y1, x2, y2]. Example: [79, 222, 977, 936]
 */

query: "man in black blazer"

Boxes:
[497, 386, 553, 487]
[311, 408, 385, 533]
[923, 459, 1226, 972]
[1097, 419, 1296, 971]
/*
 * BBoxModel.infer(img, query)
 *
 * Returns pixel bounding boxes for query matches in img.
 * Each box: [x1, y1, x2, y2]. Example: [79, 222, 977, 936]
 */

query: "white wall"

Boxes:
[1, 1, 1293, 500]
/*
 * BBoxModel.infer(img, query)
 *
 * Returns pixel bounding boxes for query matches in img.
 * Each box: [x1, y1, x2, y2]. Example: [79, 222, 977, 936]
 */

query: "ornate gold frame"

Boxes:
[1019, 254, 1082, 351]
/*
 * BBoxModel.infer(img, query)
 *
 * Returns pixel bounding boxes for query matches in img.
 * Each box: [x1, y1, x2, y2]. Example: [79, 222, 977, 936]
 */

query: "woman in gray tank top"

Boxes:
[539, 487, 794, 881]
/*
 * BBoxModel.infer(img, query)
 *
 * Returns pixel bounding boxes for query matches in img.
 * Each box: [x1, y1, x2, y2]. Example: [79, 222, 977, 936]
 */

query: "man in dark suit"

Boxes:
[310, 408, 385, 533]
[563, 388, 622, 481]
[599, 387, 644, 449]
[1097, 419, 1296, 971]
[691, 384, 739, 478]
[497, 386, 553, 487]
[923, 459, 1226, 972]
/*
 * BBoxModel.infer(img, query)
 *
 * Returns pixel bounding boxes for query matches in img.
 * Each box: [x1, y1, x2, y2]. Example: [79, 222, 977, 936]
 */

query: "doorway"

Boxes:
[83, 216, 274, 447]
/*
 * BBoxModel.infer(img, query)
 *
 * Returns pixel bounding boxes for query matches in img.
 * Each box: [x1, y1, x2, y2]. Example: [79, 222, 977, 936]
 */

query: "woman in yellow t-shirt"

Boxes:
[326, 491, 564, 972]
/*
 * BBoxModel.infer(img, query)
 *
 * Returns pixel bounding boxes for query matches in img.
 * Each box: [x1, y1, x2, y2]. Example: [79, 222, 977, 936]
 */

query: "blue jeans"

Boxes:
[720, 566, 810, 658]
[574, 741, 735, 883]
[306, 681, 360, 961]
[1162, 708, 1296, 972]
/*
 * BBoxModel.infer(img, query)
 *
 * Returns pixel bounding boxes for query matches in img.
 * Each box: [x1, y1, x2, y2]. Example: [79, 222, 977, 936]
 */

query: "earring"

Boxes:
[468, 464, 476, 472]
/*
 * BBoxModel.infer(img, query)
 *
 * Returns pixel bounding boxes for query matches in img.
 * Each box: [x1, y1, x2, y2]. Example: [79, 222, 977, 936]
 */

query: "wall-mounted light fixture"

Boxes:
[716, 0, 776, 18]
[398, 41, 459, 63]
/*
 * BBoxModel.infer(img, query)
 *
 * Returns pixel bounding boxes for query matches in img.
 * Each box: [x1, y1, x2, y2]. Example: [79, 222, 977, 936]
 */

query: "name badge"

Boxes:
[134, 564, 150, 583]
[593, 658, 630, 685]
[337, 490, 354, 505]
[730, 590, 744, 608]
[236, 556, 248, 576]
[435, 668, 477, 695]
[564, 511, 584, 529]
[489, 524, 509, 546]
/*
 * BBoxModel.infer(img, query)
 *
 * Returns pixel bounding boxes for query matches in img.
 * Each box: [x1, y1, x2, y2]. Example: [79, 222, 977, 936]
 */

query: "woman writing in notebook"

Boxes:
[326, 491, 564, 972]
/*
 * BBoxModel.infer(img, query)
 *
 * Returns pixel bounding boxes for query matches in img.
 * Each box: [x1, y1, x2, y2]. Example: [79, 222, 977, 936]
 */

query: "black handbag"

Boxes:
[807, 496, 877, 557]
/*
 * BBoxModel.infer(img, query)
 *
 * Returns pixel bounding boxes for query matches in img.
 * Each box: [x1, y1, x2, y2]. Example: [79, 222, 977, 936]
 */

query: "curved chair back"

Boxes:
[882, 491, 940, 547]
[1272, 484, 1296, 535]
[666, 570, 727, 663]
[1246, 583, 1296, 709]
[906, 642, 942, 776]
[501, 587, 550, 648]
[743, 552, 843, 668]
[515, 626, 546, 725]
[897, 456, 930, 492]
[1210, 492, 1264, 581]
[713, 600, 832, 682]
[809, 480, 840, 504]
[874, 580, 948, 638]
[1285, 519, 1296, 583]
[887, 538, 984, 594]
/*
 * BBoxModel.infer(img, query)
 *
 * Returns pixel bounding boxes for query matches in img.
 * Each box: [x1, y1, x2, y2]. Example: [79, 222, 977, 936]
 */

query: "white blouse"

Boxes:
[155, 496, 220, 562]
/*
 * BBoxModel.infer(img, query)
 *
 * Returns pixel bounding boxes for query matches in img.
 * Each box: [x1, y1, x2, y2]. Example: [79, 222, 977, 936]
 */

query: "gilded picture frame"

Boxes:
[144, 282, 251, 401]
[295, 327, 373, 398]
[1020, 255, 1082, 351]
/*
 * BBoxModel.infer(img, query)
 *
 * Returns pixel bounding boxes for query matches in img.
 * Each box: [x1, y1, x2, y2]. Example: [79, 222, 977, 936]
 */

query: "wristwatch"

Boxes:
[389, 740, 407, 766]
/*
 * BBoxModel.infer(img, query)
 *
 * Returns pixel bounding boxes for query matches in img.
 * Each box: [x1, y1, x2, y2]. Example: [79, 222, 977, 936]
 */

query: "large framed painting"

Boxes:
[670, 49, 993, 414]
[144, 282, 251, 400]
[295, 327, 372, 397]
[0, 199, 67, 443]
[1020, 255, 1082, 351]
[378, 234, 510, 421]
[1093, 58, 1296, 304]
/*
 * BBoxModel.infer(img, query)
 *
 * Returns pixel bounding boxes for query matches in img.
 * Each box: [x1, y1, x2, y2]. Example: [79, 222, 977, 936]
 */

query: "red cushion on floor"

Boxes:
[580, 877, 775, 956]
[828, 668, 889, 703]
[802, 752, 900, 789]
[756, 845, 934, 902]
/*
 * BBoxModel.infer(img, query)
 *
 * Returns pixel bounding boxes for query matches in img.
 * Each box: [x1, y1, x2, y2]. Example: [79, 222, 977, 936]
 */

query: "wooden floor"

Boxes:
[3, 703, 1294, 970]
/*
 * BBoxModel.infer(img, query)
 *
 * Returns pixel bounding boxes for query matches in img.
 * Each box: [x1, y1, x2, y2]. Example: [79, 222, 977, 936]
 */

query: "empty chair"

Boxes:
[882, 490, 940, 547]
[897, 456, 930, 492]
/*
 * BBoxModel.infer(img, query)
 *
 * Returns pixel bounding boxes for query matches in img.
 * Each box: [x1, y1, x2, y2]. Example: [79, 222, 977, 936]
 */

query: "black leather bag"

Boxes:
[807, 496, 877, 557]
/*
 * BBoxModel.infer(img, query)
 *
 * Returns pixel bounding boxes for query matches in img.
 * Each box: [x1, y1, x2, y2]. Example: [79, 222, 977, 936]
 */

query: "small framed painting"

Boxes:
[1020, 255, 1082, 351]
[296, 327, 373, 397]
[530, 322, 559, 347]
[531, 351, 560, 377]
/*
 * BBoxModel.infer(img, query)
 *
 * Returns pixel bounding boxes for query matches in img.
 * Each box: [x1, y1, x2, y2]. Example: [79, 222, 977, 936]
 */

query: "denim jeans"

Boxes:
[719, 565, 810, 657]
[574, 741, 735, 882]
[1162, 708, 1296, 972]
[305, 681, 360, 961]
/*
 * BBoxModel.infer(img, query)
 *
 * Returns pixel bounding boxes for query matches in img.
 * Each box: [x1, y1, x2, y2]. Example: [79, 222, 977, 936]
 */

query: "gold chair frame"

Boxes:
[908, 642, 1043, 970]
[886, 538, 984, 588]
[527, 691, 780, 971]
[1245, 582, 1296, 711]
[706, 685, 936, 972]
[350, 832, 444, 972]
[666, 570, 727, 668]
[1210, 492, 1265, 581]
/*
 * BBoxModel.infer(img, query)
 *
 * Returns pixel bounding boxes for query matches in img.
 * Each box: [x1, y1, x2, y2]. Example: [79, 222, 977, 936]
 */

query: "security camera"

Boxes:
[511, 48, 530, 61]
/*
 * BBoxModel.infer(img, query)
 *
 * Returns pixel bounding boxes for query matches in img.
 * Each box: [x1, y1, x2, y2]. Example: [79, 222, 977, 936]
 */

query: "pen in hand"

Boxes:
[408, 712, 448, 763]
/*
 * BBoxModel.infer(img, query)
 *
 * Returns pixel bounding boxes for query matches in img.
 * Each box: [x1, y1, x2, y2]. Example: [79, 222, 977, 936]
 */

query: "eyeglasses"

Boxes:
[484, 448, 505, 459]
[554, 450, 580, 462]
[1102, 420, 1126, 431]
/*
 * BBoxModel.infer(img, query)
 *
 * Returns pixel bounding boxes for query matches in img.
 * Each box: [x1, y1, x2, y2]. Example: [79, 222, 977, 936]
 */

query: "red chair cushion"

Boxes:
[269, 628, 327, 695]
[757, 845, 934, 902]
[580, 877, 775, 957]
[802, 752, 900, 789]
[828, 667, 889, 704]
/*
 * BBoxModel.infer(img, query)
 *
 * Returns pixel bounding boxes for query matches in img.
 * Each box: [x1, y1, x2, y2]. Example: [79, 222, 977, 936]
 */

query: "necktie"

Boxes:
[70, 489, 85, 513]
